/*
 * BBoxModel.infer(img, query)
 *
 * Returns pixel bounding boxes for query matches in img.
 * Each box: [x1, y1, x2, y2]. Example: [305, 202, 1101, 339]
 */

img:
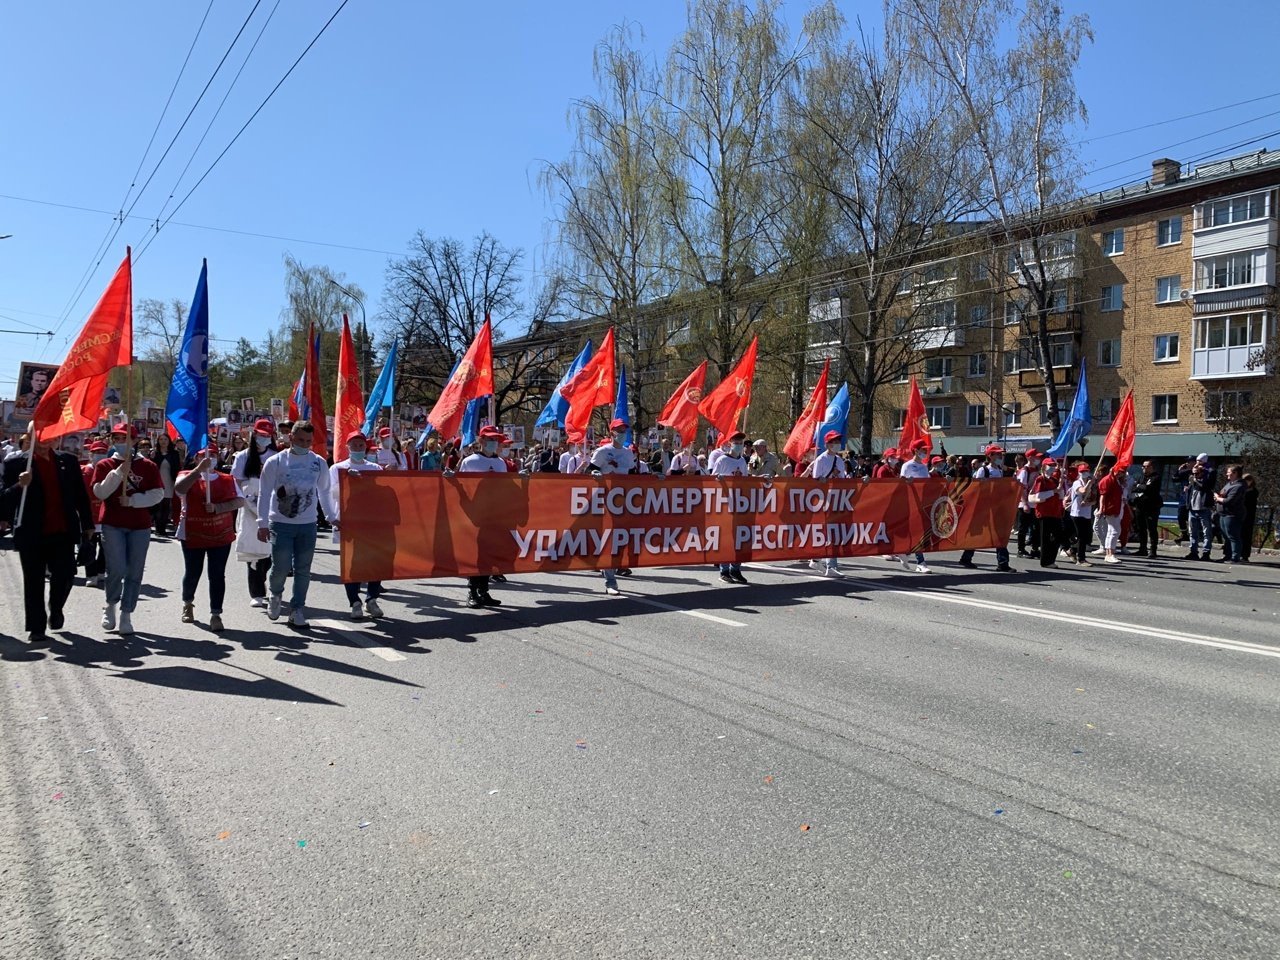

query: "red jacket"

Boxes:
[1031, 474, 1064, 518]
[1097, 472, 1123, 516]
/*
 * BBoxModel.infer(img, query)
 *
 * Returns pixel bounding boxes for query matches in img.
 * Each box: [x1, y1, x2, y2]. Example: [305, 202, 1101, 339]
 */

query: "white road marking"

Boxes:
[743, 563, 1280, 660]
[628, 596, 747, 628]
[306, 619, 408, 661]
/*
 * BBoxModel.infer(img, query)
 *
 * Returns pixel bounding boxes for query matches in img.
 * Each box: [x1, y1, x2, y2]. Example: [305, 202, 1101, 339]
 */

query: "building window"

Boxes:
[1155, 275, 1182, 303]
[966, 404, 986, 428]
[971, 258, 991, 281]
[1204, 390, 1252, 421]
[921, 261, 956, 284]
[1152, 394, 1179, 423]
[1157, 217, 1183, 246]
[1196, 251, 1258, 290]
[893, 364, 910, 383]
[1102, 229, 1124, 256]
[1098, 338, 1121, 367]
[667, 315, 692, 344]
[1040, 399, 1070, 427]
[970, 304, 989, 327]
[1101, 285, 1124, 312]
[896, 272, 914, 296]
[1003, 402, 1021, 427]
[1191, 313, 1270, 378]
[924, 301, 957, 328]
[894, 409, 907, 430]
[1049, 335, 1074, 368]
[968, 353, 988, 377]
[925, 405, 951, 430]
[1097, 397, 1120, 420]
[1154, 333, 1180, 361]
[1047, 283, 1070, 313]
[1004, 301, 1024, 326]
[924, 356, 953, 380]
[1200, 191, 1269, 228]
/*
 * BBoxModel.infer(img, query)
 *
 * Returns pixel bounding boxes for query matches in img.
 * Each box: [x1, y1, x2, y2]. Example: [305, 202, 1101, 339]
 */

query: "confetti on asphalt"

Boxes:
[488, 790, 500, 796]
[1063, 870, 1075, 879]
[575, 740, 588, 750]
[51, 792, 64, 801]
[37, 716, 47, 720]
[216, 831, 231, 841]
[1085, 723, 1096, 729]
[1075, 688, 1085, 693]
[296, 840, 308, 848]
[410, 695, 421, 701]
[1072, 749, 1084, 755]
[763, 776, 774, 784]
[358, 821, 372, 829]
[994, 808, 1004, 816]
[716, 735, 726, 740]
[800, 823, 811, 832]
[83, 748, 96, 754]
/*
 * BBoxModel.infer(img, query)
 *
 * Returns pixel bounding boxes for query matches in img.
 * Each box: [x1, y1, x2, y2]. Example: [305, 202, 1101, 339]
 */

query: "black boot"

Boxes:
[466, 588, 483, 609]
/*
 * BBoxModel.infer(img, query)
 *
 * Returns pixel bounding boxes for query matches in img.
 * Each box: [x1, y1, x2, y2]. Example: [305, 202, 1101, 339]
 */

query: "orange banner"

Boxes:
[339, 475, 1020, 582]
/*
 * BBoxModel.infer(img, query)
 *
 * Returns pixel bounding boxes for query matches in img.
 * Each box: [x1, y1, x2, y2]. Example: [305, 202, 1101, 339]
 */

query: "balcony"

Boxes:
[917, 324, 965, 350]
[1017, 361, 1078, 390]
[921, 374, 964, 396]
[1190, 311, 1273, 380]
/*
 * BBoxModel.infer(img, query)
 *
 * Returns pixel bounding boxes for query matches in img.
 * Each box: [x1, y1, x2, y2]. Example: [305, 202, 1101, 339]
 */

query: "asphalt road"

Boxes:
[1, 535, 1277, 960]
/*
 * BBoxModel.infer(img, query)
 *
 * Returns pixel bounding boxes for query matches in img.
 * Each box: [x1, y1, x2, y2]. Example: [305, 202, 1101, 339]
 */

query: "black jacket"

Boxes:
[1133, 473, 1163, 510]
[0, 450, 94, 546]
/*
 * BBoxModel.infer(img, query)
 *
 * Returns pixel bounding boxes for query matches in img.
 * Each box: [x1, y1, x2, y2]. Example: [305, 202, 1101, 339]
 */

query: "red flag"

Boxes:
[427, 315, 495, 441]
[698, 336, 758, 438]
[304, 322, 329, 459]
[560, 327, 616, 444]
[334, 314, 365, 460]
[657, 360, 708, 446]
[783, 358, 830, 463]
[34, 251, 133, 442]
[1103, 389, 1136, 469]
[896, 376, 931, 456]
[287, 379, 302, 422]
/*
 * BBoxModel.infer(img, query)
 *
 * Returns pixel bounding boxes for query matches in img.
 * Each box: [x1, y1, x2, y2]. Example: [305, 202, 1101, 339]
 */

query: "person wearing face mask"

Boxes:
[1095, 463, 1126, 565]
[255, 420, 331, 627]
[79, 441, 110, 586]
[1028, 456, 1066, 568]
[577, 419, 637, 594]
[897, 439, 934, 574]
[1015, 449, 1042, 558]
[558, 442, 584, 476]
[0, 426, 94, 642]
[873, 447, 899, 479]
[807, 430, 847, 576]
[1065, 461, 1096, 565]
[958, 444, 1013, 572]
[374, 426, 407, 470]
[710, 430, 750, 585]
[232, 419, 278, 607]
[174, 445, 245, 631]
[330, 430, 386, 619]
[91, 424, 165, 635]
[459, 424, 508, 608]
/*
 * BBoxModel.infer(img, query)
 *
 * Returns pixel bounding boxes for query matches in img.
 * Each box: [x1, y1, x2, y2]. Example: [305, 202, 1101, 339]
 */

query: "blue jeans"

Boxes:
[1189, 509, 1213, 556]
[269, 522, 317, 608]
[719, 562, 741, 574]
[1219, 515, 1243, 562]
[101, 525, 152, 613]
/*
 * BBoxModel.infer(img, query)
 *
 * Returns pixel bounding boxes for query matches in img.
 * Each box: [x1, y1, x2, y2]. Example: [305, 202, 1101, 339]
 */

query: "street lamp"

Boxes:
[327, 278, 366, 392]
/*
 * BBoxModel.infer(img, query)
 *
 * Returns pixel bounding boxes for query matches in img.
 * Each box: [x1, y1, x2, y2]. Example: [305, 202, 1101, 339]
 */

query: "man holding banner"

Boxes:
[711, 431, 750, 585]
[459, 424, 508, 608]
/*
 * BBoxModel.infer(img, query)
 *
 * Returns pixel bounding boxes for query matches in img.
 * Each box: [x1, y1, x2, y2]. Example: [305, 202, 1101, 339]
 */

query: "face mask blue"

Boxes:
[483, 441, 500, 456]
[111, 444, 128, 458]
[349, 450, 366, 463]
[291, 444, 308, 456]
[255, 435, 270, 450]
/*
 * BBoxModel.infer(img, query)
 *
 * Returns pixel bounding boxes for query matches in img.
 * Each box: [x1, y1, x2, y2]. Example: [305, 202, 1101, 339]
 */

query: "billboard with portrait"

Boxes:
[7, 361, 60, 432]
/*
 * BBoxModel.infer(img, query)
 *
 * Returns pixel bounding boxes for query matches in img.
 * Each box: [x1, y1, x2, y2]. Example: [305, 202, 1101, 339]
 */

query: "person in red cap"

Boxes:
[897, 438, 934, 573]
[1015, 448, 1043, 557]
[329, 430, 386, 619]
[1065, 460, 1097, 565]
[374, 426, 408, 470]
[459, 424, 508, 608]
[80, 441, 110, 587]
[1028, 456, 1066, 567]
[711, 430, 750, 584]
[805, 430, 847, 576]
[1095, 463, 1126, 564]
[232, 419, 280, 608]
[577, 418, 637, 594]
[873, 447, 899, 479]
[174, 445, 245, 631]
[91, 424, 165, 635]
[959, 444, 1013, 572]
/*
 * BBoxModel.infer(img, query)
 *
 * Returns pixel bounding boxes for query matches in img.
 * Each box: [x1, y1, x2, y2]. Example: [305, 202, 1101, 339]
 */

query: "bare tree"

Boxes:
[279, 254, 366, 389]
[795, 7, 981, 454]
[1212, 344, 1280, 505]
[897, 0, 1093, 435]
[542, 22, 677, 430]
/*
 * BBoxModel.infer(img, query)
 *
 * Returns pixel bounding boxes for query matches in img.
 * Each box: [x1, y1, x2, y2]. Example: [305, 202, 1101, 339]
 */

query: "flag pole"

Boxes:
[14, 421, 35, 527]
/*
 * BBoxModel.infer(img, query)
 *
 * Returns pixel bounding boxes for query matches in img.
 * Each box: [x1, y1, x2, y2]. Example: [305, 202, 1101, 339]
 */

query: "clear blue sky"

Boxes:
[3, 0, 1280, 403]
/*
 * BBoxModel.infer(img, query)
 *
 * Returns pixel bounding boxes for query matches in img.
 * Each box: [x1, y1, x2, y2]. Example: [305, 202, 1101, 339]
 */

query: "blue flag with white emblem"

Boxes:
[814, 382, 850, 446]
[362, 338, 398, 435]
[536, 339, 593, 428]
[165, 260, 210, 451]
[1046, 358, 1091, 458]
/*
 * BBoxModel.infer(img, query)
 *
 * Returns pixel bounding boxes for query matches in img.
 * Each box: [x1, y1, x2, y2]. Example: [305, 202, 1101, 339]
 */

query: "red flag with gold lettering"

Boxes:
[783, 358, 829, 463]
[33, 250, 133, 442]
[334, 314, 364, 460]
[656, 360, 708, 446]
[896, 376, 931, 455]
[697, 336, 757, 437]
[426, 316, 495, 442]
[560, 326, 616, 444]
[1103, 389, 1136, 469]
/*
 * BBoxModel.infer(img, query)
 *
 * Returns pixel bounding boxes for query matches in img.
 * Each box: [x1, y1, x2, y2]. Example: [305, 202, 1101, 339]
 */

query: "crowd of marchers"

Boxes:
[0, 420, 1266, 647]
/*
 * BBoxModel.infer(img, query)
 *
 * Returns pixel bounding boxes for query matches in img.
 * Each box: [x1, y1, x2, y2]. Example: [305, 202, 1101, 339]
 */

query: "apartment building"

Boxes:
[882, 149, 1280, 465]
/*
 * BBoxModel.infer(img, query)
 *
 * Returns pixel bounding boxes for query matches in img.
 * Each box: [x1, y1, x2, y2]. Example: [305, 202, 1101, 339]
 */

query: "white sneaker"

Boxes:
[364, 598, 383, 619]
[807, 559, 818, 568]
[1104, 555, 1120, 564]
[249, 596, 267, 608]
[86, 575, 104, 588]
[823, 566, 842, 578]
[290, 608, 308, 627]
[604, 585, 621, 596]
[883, 555, 900, 562]
[101, 604, 117, 631]
[915, 563, 932, 573]
[267, 595, 282, 621]
[118, 612, 134, 636]
[350, 601, 364, 620]
[899, 557, 913, 571]
[1090, 548, 1105, 556]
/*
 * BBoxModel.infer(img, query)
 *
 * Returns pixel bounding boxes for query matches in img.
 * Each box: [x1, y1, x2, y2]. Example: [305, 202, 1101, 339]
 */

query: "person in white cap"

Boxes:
[712, 430, 750, 584]
[92, 424, 165, 635]
[808, 430, 847, 576]
[174, 445, 245, 632]
[748, 438, 780, 478]
[330, 430, 386, 619]
[898, 438, 933, 573]
[459, 424, 507, 608]
[581, 418, 636, 594]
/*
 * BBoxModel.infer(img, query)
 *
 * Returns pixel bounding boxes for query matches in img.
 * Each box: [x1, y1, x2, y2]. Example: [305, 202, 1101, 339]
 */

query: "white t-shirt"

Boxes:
[899, 458, 931, 479]
[589, 444, 636, 475]
[707, 448, 727, 473]
[459, 453, 508, 473]
[711, 453, 748, 477]
[257, 448, 332, 527]
[374, 446, 407, 470]
[559, 450, 582, 474]
[809, 450, 846, 479]
[670, 450, 701, 474]
[1068, 476, 1095, 519]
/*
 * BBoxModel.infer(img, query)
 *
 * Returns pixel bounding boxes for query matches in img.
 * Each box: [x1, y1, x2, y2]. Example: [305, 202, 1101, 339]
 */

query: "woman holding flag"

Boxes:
[174, 445, 244, 631]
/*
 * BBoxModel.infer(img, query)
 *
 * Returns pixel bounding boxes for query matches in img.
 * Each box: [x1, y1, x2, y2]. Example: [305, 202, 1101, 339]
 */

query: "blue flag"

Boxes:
[165, 260, 210, 451]
[460, 395, 488, 446]
[613, 365, 633, 446]
[1046, 358, 1092, 458]
[814, 382, 850, 446]
[535, 339, 593, 428]
[362, 339, 398, 435]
